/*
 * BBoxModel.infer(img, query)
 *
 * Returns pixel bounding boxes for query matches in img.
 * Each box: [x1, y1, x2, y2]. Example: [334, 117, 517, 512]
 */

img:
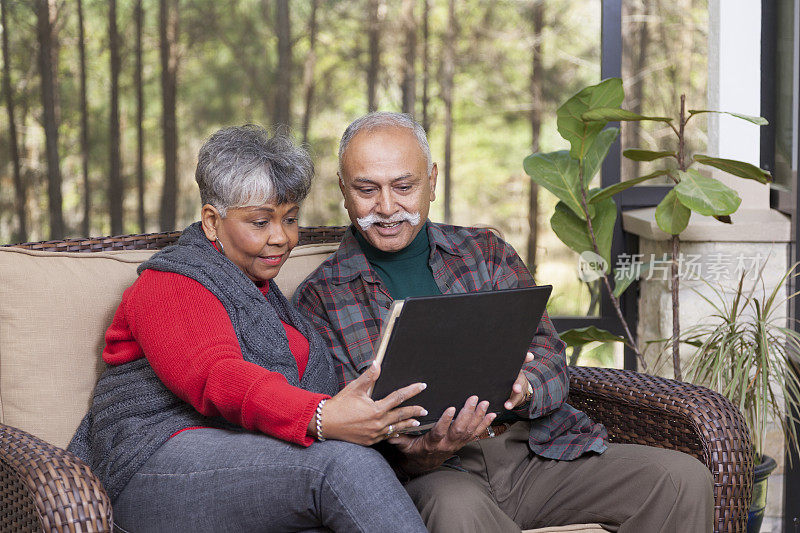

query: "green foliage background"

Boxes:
[0, 0, 710, 366]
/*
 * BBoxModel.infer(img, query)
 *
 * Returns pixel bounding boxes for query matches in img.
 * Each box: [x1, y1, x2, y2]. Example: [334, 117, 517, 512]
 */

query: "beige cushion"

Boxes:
[0, 248, 156, 448]
[274, 242, 338, 297]
[524, 525, 606, 532]
[0, 242, 338, 449]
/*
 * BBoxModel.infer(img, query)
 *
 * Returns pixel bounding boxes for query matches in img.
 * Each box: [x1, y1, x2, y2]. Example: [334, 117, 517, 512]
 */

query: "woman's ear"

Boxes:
[200, 204, 222, 241]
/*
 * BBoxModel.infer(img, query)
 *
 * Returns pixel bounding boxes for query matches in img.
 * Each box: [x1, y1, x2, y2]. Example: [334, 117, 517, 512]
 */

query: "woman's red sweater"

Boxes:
[103, 269, 329, 446]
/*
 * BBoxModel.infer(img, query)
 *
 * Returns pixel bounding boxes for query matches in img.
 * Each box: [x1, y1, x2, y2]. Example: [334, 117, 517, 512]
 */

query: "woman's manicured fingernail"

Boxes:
[420, 383, 427, 390]
[421, 409, 428, 416]
[412, 420, 420, 426]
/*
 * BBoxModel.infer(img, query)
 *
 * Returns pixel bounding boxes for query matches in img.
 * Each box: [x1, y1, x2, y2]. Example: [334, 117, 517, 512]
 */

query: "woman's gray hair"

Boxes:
[338, 112, 433, 176]
[195, 124, 314, 217]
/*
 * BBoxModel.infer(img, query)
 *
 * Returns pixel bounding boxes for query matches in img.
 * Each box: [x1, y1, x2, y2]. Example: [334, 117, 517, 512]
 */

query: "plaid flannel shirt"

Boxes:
[294, 222, 607, 460]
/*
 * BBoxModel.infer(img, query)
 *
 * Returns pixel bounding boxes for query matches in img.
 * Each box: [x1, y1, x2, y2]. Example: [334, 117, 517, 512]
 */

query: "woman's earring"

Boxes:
[215, 239, 226, 256]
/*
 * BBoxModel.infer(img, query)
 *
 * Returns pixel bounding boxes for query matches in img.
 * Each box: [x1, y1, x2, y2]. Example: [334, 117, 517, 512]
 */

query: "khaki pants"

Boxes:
[403, 422, 713, 533]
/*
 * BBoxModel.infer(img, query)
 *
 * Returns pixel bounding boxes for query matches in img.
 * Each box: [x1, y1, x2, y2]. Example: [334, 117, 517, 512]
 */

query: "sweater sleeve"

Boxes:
[122, 270, 329, 446]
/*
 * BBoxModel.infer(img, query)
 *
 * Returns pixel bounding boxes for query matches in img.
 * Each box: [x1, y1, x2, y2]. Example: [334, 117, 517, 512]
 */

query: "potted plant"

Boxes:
[524, 77, 771, 380]
[678, 264, 800, 532]
[524, 78, 788, 531]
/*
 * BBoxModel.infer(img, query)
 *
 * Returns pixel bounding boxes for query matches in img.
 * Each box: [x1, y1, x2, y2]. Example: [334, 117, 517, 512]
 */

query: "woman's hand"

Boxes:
[314, 361, 428, 445]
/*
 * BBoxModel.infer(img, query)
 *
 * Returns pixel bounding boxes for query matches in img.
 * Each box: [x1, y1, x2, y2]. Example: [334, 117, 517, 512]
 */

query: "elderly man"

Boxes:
[294, 112, 713, 532]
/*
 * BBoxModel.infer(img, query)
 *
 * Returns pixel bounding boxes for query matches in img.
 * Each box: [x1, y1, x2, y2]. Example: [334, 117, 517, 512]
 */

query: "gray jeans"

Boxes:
[113, 428, 427, 532]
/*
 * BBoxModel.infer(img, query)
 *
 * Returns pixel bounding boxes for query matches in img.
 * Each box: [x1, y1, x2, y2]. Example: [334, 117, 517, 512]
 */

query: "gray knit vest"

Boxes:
[67, 222, 338, 501]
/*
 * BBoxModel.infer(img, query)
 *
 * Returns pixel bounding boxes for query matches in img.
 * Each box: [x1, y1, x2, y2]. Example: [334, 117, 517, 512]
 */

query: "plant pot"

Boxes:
[747, 454, 778, 533]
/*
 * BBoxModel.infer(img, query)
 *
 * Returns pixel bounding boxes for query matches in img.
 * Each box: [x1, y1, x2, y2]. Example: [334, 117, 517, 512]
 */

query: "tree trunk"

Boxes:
[159, 0, 179, 232]
[2, 0, 26, 242]
[527, 1, 544, 273]
[442, 0, 456, 224]
[366, 0, 381, 112]
[135, 0, 145, 232]
[273, 0, 291, 130]
[421, 0, 430, 133]
[109, 0, 123, 235]
[76, 0, 91, 236]
[400, 0, 416, 115]
[36, 0, 64, 239]
[300, 0, 318, 146]
[260, 0, 272, 123]
[622, 0, 650, 180]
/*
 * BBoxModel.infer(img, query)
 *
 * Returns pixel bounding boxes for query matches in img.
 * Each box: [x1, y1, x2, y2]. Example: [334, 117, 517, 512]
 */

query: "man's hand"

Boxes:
[387, 395, 496, 476]
[504, 351, 534, 410]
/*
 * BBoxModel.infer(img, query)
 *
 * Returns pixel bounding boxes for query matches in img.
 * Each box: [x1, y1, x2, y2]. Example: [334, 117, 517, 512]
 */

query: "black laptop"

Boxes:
[369, 285, 553, 430]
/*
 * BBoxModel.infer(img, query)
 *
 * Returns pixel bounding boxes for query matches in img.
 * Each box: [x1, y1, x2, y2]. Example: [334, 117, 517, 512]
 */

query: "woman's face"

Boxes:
[202, 200, 300, 283]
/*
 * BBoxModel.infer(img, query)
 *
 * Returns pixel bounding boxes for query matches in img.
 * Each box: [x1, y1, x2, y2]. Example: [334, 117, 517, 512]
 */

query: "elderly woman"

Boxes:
[68, 125, 428, 532]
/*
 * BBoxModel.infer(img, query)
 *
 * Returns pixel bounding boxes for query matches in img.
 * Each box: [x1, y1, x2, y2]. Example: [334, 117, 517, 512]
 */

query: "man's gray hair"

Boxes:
[195, 124, 314, 217]
[338, 112, 433, 176]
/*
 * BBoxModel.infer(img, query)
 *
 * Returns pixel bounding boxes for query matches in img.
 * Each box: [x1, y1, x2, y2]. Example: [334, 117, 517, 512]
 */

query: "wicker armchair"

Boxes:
[1, 228, 754, 533]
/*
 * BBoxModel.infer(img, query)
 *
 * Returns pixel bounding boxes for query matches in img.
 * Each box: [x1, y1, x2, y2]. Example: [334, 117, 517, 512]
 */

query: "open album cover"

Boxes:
[369, 285, 552, 432]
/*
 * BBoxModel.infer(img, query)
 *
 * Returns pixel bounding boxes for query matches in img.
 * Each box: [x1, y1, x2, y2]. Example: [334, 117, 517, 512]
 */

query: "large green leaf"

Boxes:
[581, 108, 672, 123]
[623, 149, 676, 162]
[556, 78, 624, 160]
[559, 326, 625, 348]
[550, 196, 616, 265]
[674, 169, 742, 216]
[613, 261, 653, 298]
[582, 127, 619, 185]
[693, 154, 773, 184]
[655, 189, 691, 234]
[688, 109, 768, 126]
[523, 151, 589, 219]
[588, 169, 671, 204]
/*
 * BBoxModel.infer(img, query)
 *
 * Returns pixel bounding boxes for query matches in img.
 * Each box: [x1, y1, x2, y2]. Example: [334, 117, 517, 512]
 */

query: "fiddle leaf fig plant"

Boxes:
[523, 78, 648, 370]
[524, 78, 772, 380]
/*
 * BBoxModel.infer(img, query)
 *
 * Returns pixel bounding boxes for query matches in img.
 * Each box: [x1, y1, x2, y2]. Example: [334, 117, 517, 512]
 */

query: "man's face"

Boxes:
[339, 126, 437, 252]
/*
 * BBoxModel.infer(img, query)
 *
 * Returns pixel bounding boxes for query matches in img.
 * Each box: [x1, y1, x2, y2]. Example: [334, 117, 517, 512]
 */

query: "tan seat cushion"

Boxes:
[0, 248, 156, 448]
[0, 242, 337, 449]
[524, 525, 606, 532]
[273, 243, 338, 296]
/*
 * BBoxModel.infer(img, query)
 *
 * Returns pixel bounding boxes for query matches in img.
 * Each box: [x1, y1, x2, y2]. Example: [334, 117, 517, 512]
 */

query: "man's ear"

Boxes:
[428, 163, 438, 202]
[338, 173, 349, 209]
[200, 204, 222, 241]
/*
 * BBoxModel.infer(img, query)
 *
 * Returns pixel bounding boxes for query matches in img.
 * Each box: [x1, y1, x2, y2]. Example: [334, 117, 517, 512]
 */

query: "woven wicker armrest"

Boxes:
[566, 365, 754, 533]
[0, 423, 112, 533]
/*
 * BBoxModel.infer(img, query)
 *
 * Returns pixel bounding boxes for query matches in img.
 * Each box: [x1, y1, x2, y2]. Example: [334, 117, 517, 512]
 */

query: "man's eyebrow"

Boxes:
[351, 173, 416, 184]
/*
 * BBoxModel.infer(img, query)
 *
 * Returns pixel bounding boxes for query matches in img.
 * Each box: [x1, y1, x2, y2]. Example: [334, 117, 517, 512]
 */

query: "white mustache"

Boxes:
[357, 211, 421, 230]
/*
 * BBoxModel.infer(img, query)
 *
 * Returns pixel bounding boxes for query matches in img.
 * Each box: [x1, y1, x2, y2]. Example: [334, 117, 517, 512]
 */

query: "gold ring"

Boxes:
[523, 382, 533, 402]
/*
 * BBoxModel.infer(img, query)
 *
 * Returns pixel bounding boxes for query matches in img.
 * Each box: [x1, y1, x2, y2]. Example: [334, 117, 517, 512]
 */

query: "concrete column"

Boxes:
[708, 0, 768, 208]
